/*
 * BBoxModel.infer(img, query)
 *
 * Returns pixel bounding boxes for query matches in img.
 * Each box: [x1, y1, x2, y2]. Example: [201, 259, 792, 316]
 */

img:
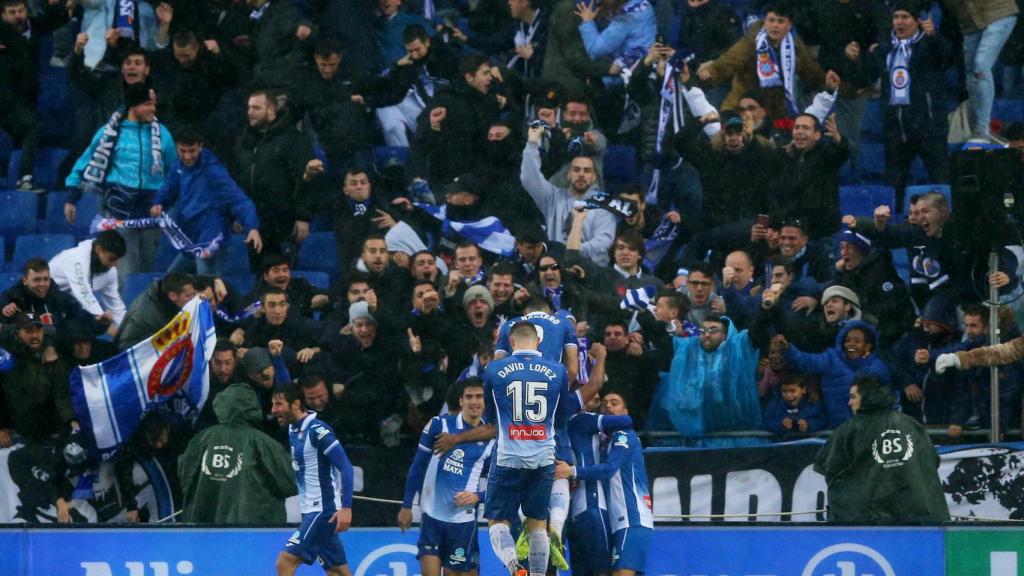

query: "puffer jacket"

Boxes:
[65, 120, 178, 196]
[783, 321, 891, 429]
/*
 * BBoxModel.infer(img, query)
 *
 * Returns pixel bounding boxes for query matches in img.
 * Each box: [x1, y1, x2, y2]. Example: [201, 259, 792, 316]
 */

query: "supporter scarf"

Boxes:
[576, 336, 592, 386]
[348, 198, 371, 216]
[82, 108, 164, 189]
[91, 214, 224, 259]
[619, 0, 651, 15]
[423, 0, 434, 20]
[508, 9, 542, 74]
[573, 192, 637, 219]
[463, 269, 486, 286]
[643, 215, 679, 269]
[215, 301, 262, 325]
[887, 30, 923, 106]
[114, 0, 137, 41]
[250, 2, 270, 21]
[648, 62, 687, 201]
[754, 26, 796, 114]
[543, 286, 563, 311]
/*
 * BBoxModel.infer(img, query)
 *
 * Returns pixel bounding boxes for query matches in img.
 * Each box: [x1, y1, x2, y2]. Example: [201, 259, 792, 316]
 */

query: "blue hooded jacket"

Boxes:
[66, 120, 178, 194]
[658, 316, 764, 445]
[155, 148, 260, 246]
[783, 320, 891, 429]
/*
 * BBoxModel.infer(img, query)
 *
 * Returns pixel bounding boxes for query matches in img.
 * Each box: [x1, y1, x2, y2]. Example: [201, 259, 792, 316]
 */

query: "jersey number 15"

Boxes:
[507, 380, 548, 423]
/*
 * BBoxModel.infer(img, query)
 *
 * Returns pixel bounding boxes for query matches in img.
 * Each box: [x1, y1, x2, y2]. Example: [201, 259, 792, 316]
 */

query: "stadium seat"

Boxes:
[122, 272, 162, 308]
[154, 235, 177, 272]
[0, 271, 18, 293]
[310, 213, 332, 233]
[6, 147, 69, 190]
[293, 270, 330, 290]
[892, 248, 910, 284]
[839, 185, 895, 218]
[374, 146, 409, 166]
[297, 232, 339, 278]
[9, 233, 74, 273]
[904, 184, 952, 214]
[860, 99, 883, 142]
[0, 191, 39, 246]
[154, 233, 251, 275]
[225, 273, 254, 296]
[0, 131, 11, 187]
[992, 99, 1024, 123]
[857, 143, 886, 180]
[44, 191, 101, 238]
[603, 144, 638, 181]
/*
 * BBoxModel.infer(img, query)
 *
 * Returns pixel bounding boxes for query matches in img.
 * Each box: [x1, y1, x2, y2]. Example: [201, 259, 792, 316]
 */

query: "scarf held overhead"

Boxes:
[90, 214, 223, 259]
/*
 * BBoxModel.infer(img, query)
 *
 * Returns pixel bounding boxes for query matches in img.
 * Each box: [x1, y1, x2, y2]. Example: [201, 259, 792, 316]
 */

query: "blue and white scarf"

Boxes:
[648, 61, 687, 201]
[82, 108, 164, 191]
[508, 9, 542, 74]
[115, 0, 137, 40]
[250, 2, 270, 21]
[886, 30, 923, 106]
[415, 203, 516, 257]
[90, 214, 223, 259]
[543, 286, 563, 311]
[754, 26, 796, 114]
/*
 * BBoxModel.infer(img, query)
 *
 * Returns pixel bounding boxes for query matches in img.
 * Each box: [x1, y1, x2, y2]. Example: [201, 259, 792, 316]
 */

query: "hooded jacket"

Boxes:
[0, 283, 96, 333]
[115, 280, 181, 350]
[783, 321, 891, 429]
[834, 248, 915, 347]
[65, 120, 178, 195]
[49, 239, 127, 325]
[155, 148, 260, 247]
[0, 332, 74, 443]
[179, 384, 296, 523]
[814, 384, 950, 524]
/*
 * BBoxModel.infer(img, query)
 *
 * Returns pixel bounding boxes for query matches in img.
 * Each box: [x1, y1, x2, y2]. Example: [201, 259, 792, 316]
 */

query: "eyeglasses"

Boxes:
[538, 264, 560, 272]
[697, 326, 723, 335]
[780, 218, 804, 229]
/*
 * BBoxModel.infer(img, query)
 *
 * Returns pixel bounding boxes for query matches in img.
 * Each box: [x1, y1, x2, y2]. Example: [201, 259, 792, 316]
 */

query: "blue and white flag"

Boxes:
[415, 203, 516, 257]
[70, 298, 216, 460]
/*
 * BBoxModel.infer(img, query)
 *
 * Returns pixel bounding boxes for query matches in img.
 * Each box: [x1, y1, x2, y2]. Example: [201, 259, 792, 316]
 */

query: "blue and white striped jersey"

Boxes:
[403, 413, 494, 523]
[575, 428, 654, 531]
[484, 350, 572, 469]
[567, 412, 632, 518]
[494, 311, 577, 362]
[288, 412, 353, 514]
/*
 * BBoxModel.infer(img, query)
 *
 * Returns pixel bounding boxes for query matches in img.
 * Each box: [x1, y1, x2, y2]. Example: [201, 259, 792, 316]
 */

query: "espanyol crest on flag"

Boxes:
[70, 297, 216, 460]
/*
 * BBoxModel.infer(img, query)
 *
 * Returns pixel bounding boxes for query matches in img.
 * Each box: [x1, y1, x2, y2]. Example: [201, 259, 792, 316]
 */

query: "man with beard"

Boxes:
[0, 258, 100, 333]
[49, 231, 128, 336]
[232, 89, 319, 260]
[376, 24, 460, 147]
[410, 53, 509, 186]
[350, 234, 410, 314]
[521, 124, 617, 266]
[678, 262, 725, 326]
[196, 339, 243, 431]
[0, 314, 77, 446]
[544, 97, 607, 189]
[247, 253, 329, 319]
[0, 0, 68, 191]
[330, 168, 396, 273]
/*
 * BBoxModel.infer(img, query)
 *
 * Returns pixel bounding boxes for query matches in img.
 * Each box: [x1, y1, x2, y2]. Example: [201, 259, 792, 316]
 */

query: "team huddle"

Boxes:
[273, 302, 653, 576]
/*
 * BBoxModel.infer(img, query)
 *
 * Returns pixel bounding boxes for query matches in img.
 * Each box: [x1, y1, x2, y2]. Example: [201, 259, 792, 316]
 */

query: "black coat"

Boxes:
[835, 250, 916, 347]
[810, 0, 887, 91]
[771, 139, 850, 240]
[0, 3, 68, 107]
[678, 1, 742, 64]
[152, 47, 239, 129]
[873, 32, 955, 142]
[251, 0, 314, 89]
[0, 284, 96, 333]
[232, 118, 315, 238]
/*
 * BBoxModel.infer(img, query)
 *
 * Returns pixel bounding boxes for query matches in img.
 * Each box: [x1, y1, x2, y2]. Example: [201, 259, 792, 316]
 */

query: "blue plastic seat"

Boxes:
[0, 191, 39, 245]
[122, 272, 161, 308]
[860, 99, 883, 143]
[839, 185, 895, 218]
[603, 144, 638, 181]
[857, 143, 886, 180]
[7, 147, 69, 190]
[44, 191, 102, 238]
[904, 184, 952, 214]
[992, 99, 1024, 123]
[296, 232, 339, 278]
[0, 271, 18, 293]
[374, 146, 409, 167]
[293, 270, 330, 290]
[9, 233, 75, 272]
[154, 233, 250, 275]
[225, 273, 255, 296]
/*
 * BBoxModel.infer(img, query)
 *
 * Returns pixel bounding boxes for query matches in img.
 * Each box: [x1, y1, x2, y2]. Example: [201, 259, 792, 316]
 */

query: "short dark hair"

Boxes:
[516, 225, 547, 245]
[248, 89, 277, 108]
[345, 166, 371, 181]
[563, 95, 591, 112]
[795, 112, 821, 132]
[260, 287, 288, 304]
[214, 339, 238, 354]
[455, 240, 481, 257]
[261, 252, 290, 274]
[604, 320, 629, 333]
[488, 262, 515, 280]
[362, 233, 387, 250]
[460, 377, 485, 394]
[617, 183, 645, 200]
[459, 53, 489, 80]
[656, 290, 690, 316]
[171, 30, 199, 48]
[22, 257, 49, 276]
[411, 278, 436, 295]
[611, 228, 646, 259]
[175, 124, 204, 145]
[121, 45, 149, 66]
[523, 296, 553, 313]
[160, 272, 195, 297]
[851, 374, 883, 395]
[412, 249, 436, 263]
[511, 321, 538, 340]
[314, 37, 343, 58]
[1, 0, 28, 9]
[280, 381, 306, 406]
[191, 275, 213, 294]
[779, 374, 808, 389]
[763, 1, 794, 19]
[95, 230, 127, 258]
[962, 304, 989, 325]
[703, 313, 730, 332]
[768, 254, 795, 276]
[300, 372, 327, 390]
[345, 271, 373, 291]
[686, 261, 714, 280]
[403, 24, 430, 45]
[603, 387, 633, 409]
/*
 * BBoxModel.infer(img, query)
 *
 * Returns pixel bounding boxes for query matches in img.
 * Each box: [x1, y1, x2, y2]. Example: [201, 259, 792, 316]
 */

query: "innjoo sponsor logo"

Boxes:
[509, 425, 547, 440]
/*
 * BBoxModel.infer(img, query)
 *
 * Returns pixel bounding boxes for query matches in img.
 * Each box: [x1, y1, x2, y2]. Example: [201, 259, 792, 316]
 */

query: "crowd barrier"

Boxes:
[0, 525, 1019, 575]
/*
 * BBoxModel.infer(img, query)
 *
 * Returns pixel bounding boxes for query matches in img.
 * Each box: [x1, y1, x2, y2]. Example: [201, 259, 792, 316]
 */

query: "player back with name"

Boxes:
[484, 349, 572, 468]
[495, 311, 577, 363]
[289, 413, 353, 514]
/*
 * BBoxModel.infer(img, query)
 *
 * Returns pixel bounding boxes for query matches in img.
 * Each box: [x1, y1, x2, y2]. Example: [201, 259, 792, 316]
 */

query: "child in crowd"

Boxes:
[763, 375, 826, 436]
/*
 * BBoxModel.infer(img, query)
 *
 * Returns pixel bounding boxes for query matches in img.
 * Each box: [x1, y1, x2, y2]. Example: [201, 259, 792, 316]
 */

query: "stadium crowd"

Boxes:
[0, 0, 1022, 531]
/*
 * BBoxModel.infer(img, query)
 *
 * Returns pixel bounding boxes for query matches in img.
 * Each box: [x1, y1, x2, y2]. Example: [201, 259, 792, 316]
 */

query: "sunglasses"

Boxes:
[697, 326, 723, 335]
[538, 264, 560, 272]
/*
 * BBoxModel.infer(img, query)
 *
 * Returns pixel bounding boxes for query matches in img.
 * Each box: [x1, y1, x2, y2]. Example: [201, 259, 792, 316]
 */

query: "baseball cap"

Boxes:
[15, 313, 43, 330]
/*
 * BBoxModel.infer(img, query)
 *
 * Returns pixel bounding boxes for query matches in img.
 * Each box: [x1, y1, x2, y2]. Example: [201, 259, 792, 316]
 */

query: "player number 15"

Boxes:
[507, 380, 548, 423]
